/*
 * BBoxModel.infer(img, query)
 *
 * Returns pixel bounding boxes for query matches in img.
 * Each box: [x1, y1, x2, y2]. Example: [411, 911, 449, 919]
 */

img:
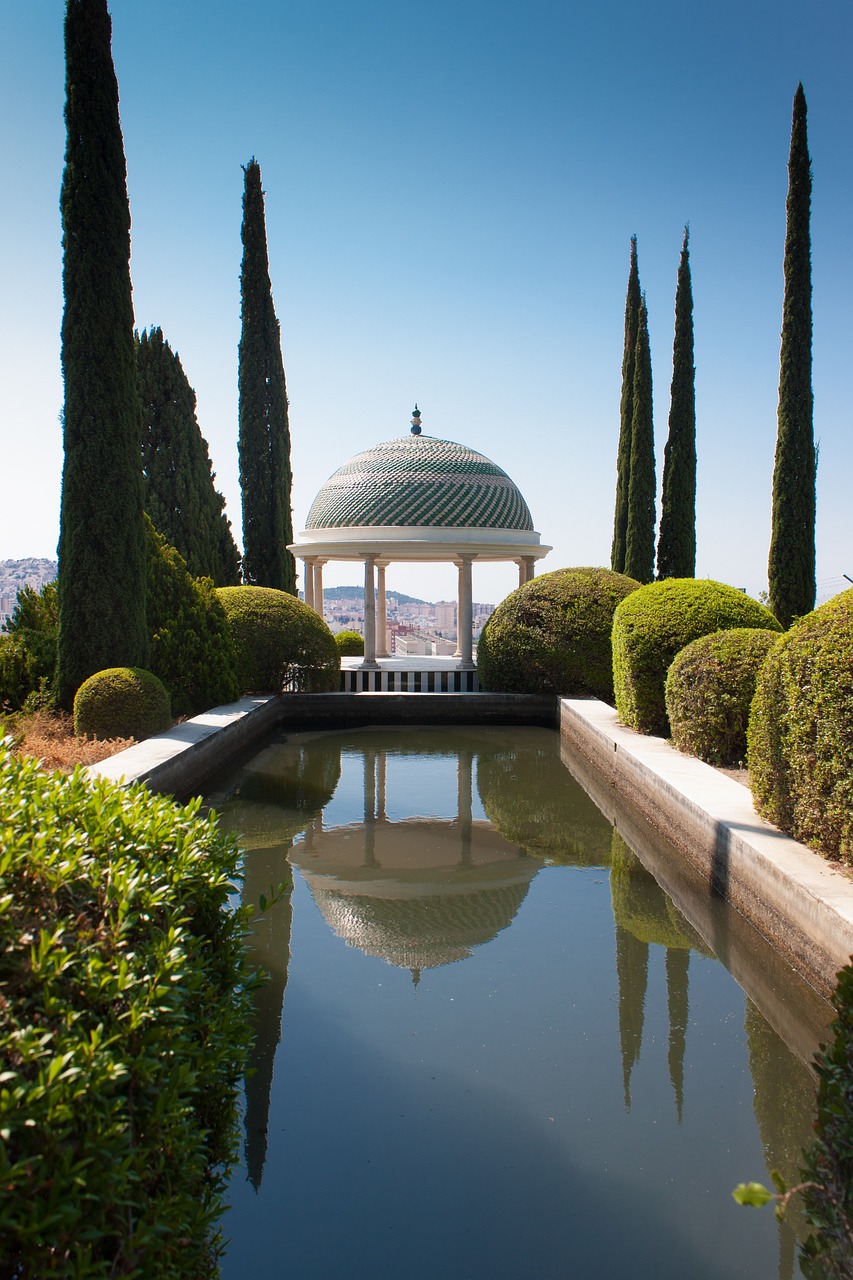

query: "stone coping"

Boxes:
[560, 698, 853, 1000]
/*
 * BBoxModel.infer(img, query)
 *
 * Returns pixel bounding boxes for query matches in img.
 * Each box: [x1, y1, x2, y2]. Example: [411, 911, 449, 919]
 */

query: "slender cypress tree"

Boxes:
[611, 237, 642, 573]
[138, 328, 241, 585]
[238, 159, 296, 593]
[56, 0, 148, 707]
[657, 227, 697, 579]
[768, 84, 816, 629]
[624, 294, 656, 583]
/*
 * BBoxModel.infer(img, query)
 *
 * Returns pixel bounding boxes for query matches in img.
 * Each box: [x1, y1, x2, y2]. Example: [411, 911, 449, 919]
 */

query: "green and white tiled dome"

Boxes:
[305, 434, 534, 532]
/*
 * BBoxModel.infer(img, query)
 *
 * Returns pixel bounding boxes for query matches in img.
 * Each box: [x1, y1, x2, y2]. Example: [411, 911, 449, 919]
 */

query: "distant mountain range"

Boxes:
[321, 585, 431, 605]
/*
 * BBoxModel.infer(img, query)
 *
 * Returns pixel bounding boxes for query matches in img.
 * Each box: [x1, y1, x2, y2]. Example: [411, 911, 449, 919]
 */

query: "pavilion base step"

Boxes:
[341, 668, 480, 693]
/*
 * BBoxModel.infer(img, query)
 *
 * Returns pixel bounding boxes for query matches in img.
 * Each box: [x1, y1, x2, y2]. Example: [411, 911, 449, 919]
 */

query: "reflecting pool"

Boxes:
[207, 726, 831, 1280]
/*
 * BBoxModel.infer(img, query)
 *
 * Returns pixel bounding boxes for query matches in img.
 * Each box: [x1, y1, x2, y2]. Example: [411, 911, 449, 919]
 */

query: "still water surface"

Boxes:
[208, 726, 830, 1280]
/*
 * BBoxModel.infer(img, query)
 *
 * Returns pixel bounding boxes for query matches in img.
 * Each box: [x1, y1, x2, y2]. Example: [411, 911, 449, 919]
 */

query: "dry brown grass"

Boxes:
[1, 708, 136, 773]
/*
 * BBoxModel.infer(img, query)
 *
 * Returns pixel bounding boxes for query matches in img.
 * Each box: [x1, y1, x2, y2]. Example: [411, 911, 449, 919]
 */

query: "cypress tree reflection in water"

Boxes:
[207, 726, 830, 1279]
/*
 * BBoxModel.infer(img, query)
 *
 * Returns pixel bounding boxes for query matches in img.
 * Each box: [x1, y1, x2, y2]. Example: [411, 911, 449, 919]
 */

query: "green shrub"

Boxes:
[216, 586, 340, 693]
[0, 745, 255, 1278]
[334, 629, 365, 657]
[73, 667, 172, 741]
[798, 960, 853, 1277]
[0, 582, 58, 712]
[612, 579, 781, 736]
[147, 519, 240, 716]
[748, 589, 853, 862]
[477, 566, 641, 701]
[665, 628, 780, 766]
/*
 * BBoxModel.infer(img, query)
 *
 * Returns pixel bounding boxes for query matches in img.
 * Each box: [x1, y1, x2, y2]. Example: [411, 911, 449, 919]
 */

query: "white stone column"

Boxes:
[376, 560, 389, 657]
[362, 555, 378, 666]
[313, 560, 326, 620]
[303, 558, 315, 610]
[455, 555, 474, 666]
[523, 556, 536, 584]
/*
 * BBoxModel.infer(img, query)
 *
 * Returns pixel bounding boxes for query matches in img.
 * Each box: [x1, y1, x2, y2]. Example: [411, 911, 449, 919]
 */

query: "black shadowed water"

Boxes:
[206, 725, 830, 1280]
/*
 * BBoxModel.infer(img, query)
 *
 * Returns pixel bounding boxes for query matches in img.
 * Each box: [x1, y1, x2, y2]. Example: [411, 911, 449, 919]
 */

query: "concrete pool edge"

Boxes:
[87, 690, 853, 999]
[560, 697, 853, 1000]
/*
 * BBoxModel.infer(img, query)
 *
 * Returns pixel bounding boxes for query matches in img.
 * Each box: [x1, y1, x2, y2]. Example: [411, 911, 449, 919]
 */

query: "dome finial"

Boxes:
[411, 404, 422, 435]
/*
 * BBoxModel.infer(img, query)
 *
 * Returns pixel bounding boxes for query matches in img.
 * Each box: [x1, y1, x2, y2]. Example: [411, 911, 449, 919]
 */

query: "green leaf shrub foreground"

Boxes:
[748, 588, 853, 864]
[612, 578, 781, 736]
[477, 567, 640, 701]
[216, 585, 339, 693]
[665, 628, 779, 767]
[0, 746, 255, 1278]
[73, 667, 172, 742]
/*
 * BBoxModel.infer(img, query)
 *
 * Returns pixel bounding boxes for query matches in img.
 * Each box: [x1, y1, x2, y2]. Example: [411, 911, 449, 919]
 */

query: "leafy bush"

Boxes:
[477, 566, 641, 701]
[73, 667, 172, 741]
[334, 629, 365, 657]
[665, 628, 779, 766]
[0, 582, 58, 712]
[748, 588, 853, 862]
[0, 745, 255, 1277]
[216, 586, 340, 693]
[612, 579, 781, 736]
[146, 520, 240, 716]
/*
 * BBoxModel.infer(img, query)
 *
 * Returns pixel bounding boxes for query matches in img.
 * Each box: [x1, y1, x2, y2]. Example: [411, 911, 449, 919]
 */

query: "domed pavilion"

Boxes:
[289, 408, 551, 675]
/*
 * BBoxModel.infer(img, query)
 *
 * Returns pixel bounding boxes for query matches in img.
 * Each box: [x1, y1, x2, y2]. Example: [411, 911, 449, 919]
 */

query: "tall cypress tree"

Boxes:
[657, 227, 697, 580]
[56, 0, 148, 707]
[238, 159, 296, 593]
[611, 236, 642, 574]
[768, 83, 816, 629]
[624, 294, 656, 583]
[138, 328, 241, 585]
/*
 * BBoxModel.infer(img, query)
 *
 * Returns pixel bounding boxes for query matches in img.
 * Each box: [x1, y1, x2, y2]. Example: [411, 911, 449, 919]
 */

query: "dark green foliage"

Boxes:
[612, 236, 642, 574]
[73, 666, 171, 741]
[665, 627, 779, 766]
[624, 294, 656, 584]
[57, 0, 148, 708]
[146, 519, 240, 717]
[769, 84, 816, 630]
[238, 159, 296, 593]
[612, 578, 782, 736]
[657, 227, 697, 580]
[798, 960, 853, 1277]
[0, 745, 256, 1278]
[476, 566, 641, 701]
[216, 585, 339, 692]
[334, 629, 365, 656]
[748, 588, 853, 862]
[0, 583, 58, 712]
[138, 328, 241, 586]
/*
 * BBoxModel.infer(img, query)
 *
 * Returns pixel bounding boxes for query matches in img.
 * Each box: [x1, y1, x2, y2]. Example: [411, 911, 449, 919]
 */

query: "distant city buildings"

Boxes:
[313, 587, 494, 655]
[0, 559, 56, 629]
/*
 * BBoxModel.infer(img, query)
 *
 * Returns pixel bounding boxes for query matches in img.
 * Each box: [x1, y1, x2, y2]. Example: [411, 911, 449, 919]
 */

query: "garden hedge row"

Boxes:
[612, 578, 781, 736]
[477, 566, 640, 701]
[216, 586, 339, 693]
[748, 588, 853, 863]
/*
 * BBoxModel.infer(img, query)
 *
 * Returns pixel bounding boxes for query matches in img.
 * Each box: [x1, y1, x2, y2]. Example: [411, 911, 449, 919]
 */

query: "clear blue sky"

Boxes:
[1, 0, 851, 606]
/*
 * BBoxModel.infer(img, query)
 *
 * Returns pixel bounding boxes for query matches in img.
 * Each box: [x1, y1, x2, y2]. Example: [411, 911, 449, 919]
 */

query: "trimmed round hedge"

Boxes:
[73, 667, 171, 741]
[476, 566, 641, 701]
[748, 588, 853, 863]
[216, 586, 340, 693]
[612, 579, 781, 736]
[665, 627, 779, 766]
[334, 629, 365, 657]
